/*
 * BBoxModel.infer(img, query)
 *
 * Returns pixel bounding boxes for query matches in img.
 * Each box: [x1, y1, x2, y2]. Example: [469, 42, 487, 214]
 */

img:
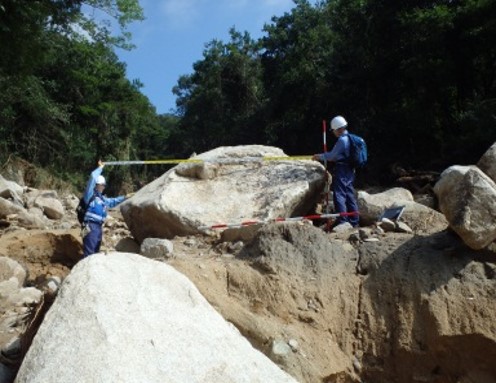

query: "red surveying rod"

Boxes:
[322, 119, 332, 231]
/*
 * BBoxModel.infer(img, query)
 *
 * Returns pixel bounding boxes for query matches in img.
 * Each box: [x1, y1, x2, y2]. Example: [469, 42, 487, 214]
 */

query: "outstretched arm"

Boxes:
[83, 161, 104, 204]
[104, 195, 126, 208]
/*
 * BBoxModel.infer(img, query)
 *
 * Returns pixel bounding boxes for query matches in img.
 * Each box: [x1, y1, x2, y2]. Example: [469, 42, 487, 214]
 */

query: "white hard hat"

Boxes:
[330, 115, 348, 130]
[96, 175, 106, 185]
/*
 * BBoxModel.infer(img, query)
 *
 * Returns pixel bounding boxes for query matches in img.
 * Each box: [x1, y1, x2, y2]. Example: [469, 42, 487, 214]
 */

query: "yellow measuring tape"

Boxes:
[105, 155, 313, 166]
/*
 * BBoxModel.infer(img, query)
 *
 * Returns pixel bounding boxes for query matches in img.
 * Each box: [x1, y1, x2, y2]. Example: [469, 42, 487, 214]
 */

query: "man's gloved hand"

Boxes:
[125, 192, 135, 199]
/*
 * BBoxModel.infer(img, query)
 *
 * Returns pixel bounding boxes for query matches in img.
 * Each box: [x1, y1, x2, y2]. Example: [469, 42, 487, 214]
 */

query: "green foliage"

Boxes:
[0, 0, 161, 193]
[171, 0, 495, 181]
[1, 0, 495, 191]
[172, 29, 265, 156]
[261, 0, 335, 153]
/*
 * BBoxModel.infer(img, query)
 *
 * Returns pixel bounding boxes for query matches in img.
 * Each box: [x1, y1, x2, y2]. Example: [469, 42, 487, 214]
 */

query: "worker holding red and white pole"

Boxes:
[313, 116, 359, 230]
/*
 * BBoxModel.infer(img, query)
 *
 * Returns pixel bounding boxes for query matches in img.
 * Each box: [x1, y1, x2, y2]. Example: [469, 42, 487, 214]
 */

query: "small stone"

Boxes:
[352, 356, 362, 372]
[13, 287, 43, 306]
[372, 225, 385, 235]
[379, 218, 396, 232]
[227, 241, 244, 253]
[184, 238, 197, 247]
[271, 340, 291, 357]
[364, 237, 380, 242]
[47, 281, 59, 293]
[358, 229, 369, 240]
[332, 222, 353, 233]
[396, 221, 413, 234]
[288, 339, 299, 352]
[140, 238, 174, 259]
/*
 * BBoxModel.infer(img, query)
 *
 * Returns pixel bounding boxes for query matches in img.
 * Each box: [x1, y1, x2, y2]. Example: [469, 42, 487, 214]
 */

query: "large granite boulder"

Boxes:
[357, 188, 447, 233]
[434, 165, 496, 249]
[0, 175, 24, 206]
[15, 253, 297, 383]
[121, 145, 325, 241]
[477, 142, 496, 182]
[357, 188, 414, 224]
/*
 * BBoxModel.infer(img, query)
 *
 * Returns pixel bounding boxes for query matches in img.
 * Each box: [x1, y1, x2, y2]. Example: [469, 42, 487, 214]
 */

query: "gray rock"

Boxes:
[0, 257, 26, 287]
[358, 188, 414, 225]
[359, 188, 447, 233]
[434, 165, 496, 249]
[379, 218, 396, 232]
[363, 237, 380, 242]
[477, 142, 496, 183]
[34, 193, 64, 220]
[9, 287, 43, 306]
[0, 175, 24, 205]
[288, 339, 299, 352]
[140, 238, 174, 259]
[396, 221, 413, 234]
[271, 339, 292, 358]
[333, 222, 353, 233]
[184, 238, 197, 247]
[227, 241, 244, 253]
[0, 197, 46, 229]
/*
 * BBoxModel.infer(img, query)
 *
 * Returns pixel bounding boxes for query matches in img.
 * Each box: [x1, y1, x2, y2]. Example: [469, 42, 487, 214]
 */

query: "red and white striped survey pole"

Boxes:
[322, 119, 328, 153]
[322, 119, 332, 231]
[198, 212, 358, 230]
[322, 119, 329, 203]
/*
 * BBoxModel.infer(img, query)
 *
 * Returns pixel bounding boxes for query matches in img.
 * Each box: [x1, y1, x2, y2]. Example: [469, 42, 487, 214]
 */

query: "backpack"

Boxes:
[348, 133, 368, 168]
[76, 195, 95, 225]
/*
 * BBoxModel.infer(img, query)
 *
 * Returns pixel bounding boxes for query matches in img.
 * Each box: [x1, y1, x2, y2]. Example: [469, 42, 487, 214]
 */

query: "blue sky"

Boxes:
[115, 0, 300, 114]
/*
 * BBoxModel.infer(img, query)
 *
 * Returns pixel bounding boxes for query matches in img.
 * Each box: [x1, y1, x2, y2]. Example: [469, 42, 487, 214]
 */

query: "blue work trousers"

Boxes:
[332, 163, 359, 226]
[82, 222, 103, 258]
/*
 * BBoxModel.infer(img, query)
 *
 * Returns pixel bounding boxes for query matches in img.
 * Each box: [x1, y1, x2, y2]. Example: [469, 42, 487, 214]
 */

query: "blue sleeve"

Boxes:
[319, 134, 350, 162]
[83, 167, 103, 204]
[103, 195, 125, 209]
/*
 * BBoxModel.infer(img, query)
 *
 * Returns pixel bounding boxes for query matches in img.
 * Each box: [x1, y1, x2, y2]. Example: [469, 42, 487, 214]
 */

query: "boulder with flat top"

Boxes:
[120, 145, 326, 241]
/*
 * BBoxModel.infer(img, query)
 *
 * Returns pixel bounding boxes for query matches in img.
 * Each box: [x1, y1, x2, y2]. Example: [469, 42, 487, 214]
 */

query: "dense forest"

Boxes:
[1, 0, 495, 192]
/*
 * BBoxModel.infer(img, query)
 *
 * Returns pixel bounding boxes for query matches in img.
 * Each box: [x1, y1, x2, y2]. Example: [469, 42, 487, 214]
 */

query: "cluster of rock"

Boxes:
[0, 257, 59, 382]
[0, 175, 80, 232]
[1, 144, 495, 383]
[434, 142, 496, 249]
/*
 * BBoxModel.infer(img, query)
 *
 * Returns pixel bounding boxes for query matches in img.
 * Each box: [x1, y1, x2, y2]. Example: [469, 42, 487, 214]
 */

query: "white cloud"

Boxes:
[225, 0, 293, 12]
[159, 0, 205, 28]
[259, 0, 294, 9]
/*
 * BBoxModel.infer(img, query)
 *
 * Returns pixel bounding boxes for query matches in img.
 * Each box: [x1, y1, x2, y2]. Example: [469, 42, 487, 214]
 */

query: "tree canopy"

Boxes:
[1, 0, 495, 191]
[173, 0, 496, 182]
